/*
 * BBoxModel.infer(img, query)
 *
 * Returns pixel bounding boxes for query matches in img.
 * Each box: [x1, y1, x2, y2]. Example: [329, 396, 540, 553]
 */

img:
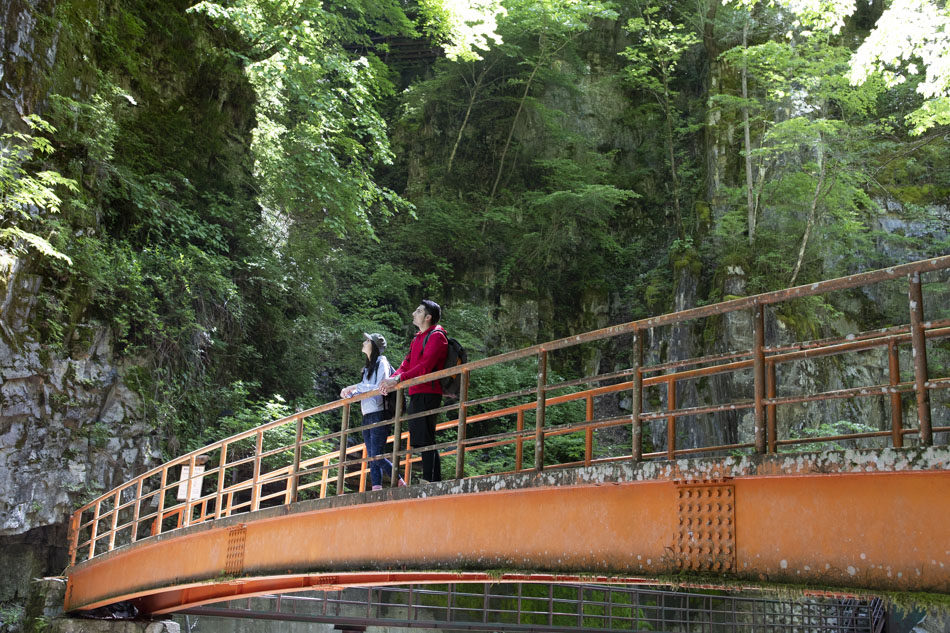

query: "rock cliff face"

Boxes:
[0, 0, 47, 127]
[1, 272, 158, 535]
[0, 0, 162, 614]
[0, 268, 160, 608]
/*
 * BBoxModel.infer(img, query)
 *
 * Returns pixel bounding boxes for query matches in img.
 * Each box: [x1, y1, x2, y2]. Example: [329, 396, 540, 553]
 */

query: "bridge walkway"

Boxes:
[64, 256, 950, 613]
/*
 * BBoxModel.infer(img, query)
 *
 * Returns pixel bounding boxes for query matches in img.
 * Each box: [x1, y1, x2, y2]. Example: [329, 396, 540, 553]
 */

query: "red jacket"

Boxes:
[393, 325, 448, 395]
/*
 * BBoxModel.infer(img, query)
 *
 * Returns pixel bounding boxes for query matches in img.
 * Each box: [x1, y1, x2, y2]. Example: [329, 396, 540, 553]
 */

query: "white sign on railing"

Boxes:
[177, 465, 205, 501]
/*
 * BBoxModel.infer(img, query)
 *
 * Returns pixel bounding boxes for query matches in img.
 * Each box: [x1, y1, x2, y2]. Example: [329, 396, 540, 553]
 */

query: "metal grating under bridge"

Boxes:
[178, 583, 886, 633]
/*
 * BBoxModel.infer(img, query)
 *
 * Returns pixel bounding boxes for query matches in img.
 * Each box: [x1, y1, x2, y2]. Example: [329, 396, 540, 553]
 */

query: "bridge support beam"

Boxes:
[65, 448, 950, 614]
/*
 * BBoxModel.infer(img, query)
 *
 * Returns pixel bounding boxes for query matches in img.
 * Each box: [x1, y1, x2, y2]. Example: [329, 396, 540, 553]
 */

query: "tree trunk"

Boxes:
[447, 89, 476, 175]
[487, 60, 541, 206]
[486, 33, 574, 208]
[742, 19, 756, 245]
[448, 62, 494, 174]
[702, 0, 725, 205]
[661, 74, 682, 236]
[789, 135, 824, 286]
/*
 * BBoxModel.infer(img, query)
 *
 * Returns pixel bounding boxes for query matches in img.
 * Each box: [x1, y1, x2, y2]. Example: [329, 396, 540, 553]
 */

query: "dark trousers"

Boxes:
[407, 392, 441, 482]
[361, 410, 394, 488]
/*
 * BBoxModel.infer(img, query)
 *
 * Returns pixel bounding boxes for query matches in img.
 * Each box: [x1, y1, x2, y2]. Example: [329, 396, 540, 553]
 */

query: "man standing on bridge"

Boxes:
[380, 299, 448, 482]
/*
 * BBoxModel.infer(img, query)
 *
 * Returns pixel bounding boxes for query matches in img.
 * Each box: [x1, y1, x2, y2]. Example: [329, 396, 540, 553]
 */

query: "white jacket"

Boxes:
[346, 356, 393, 415]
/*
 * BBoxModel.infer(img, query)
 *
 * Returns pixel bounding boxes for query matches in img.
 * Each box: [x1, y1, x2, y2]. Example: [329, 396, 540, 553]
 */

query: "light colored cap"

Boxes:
[363, 332, 387, 352]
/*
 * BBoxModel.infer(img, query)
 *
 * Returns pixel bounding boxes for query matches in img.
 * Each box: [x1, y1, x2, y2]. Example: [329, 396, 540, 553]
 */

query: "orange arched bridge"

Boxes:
[65, 256, 950, 613]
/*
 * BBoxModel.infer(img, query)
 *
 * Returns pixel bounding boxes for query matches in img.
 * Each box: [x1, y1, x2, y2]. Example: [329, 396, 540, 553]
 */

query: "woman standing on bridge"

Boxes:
[340, 333, 404, 490]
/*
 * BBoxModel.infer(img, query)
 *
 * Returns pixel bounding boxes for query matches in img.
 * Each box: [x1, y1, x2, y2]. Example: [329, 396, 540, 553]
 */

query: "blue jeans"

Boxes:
[362, 410, 394, 487]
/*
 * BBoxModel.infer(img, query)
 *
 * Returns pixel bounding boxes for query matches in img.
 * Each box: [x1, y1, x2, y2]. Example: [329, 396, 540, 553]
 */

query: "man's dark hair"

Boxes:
[421, 299, 441, 325]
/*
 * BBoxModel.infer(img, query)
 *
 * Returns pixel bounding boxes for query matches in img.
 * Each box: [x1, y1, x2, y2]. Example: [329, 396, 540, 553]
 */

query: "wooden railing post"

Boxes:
[155, 467, 168, 537]
[182, 454, 197, 528]
[88, 500, 101, 559]
[766, 361, 777, 453]
[108, 490, 120, 551]
[130, 478, 143, 544]
[251, 431, 263, 511]
[753, 301, 767, 454]
[631, 329, 644, 462]
[319, 456, 329, 498]
[289, 416, 303, 503]
[455, 370, 470, 479]
[337, 404, 350, 495]
[908, 272, 932, 445]
[515, 410, 524, 471]
[535, 350, 547, 471]
[666, 377, 676, 459]
[389, 390, 404, 488]
[888, 339, 904, 448]
[215, 443, 228, 518]
[584, 395, 593, 466]
[68, 511, 81, 565]
[359, 446, 368, 492]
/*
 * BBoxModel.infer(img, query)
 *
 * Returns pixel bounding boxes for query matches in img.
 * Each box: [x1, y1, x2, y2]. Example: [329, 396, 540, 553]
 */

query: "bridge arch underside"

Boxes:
[65, 448, 950, 614]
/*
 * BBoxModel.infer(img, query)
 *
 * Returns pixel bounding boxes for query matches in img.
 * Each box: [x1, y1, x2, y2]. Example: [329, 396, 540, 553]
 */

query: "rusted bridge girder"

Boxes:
[64, 447, 950, 613]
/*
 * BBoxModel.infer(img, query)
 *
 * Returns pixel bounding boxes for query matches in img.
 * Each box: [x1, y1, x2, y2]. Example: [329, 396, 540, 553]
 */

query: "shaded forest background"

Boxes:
[1, 0, 948, 489]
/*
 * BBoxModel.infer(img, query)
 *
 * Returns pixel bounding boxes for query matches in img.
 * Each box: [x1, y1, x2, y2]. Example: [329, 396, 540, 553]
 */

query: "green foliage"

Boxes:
[29, 615, 51, 633]
[415, 0, 505, 61]
[846, 0, 950, 135]
[706, 15, 939, 293]
[0, 115, 77, 264]
[621, 8, 699, 98]
[197, 387, 332, 459]
[752, 116, 878, 280]
[904, 97, 950, 134]
[0, 604, 24, 628]
[9, 0, 947, 476]
[510, 154, 637, 294]
[781, 419, 878, 452]
[619, 1, 700, 239]
[189, 0, 415, 239]
[773, 295, 842, 339]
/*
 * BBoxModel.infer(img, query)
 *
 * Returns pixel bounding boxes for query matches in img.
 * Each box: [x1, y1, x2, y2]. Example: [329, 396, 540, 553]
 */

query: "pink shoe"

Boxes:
[372, 485, 382, 491]
[397, 477, 406, 487]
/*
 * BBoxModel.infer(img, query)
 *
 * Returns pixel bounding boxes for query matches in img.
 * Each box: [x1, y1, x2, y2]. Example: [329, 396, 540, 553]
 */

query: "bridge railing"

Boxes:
[183, 583, 887, 633]
[67, 256, 950, 565]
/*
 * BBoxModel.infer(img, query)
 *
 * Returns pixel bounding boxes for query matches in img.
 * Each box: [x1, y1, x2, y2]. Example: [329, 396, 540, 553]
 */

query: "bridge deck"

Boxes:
[64, 448, 950, 612]
[64, 257, 950, 613]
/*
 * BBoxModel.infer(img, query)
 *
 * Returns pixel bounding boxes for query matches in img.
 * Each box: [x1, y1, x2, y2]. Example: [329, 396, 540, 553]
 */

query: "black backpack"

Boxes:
[423, 328, 468, 399]
[381, 387, 397, 418]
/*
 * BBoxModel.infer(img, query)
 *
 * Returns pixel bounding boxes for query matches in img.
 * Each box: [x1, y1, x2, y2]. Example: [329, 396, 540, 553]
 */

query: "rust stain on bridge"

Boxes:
[64, 448, 950, 613]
